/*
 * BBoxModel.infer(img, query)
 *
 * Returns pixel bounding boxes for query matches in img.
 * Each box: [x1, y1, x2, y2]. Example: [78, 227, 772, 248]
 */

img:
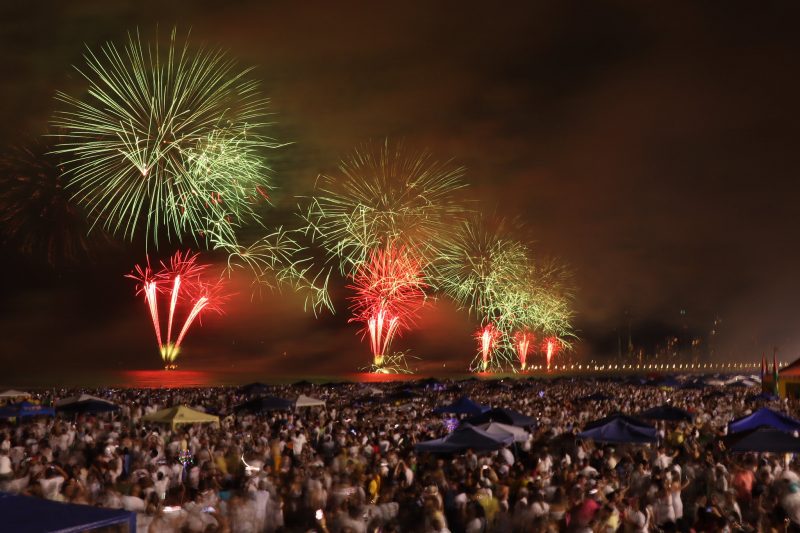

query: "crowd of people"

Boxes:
[1, 376, 799, 532]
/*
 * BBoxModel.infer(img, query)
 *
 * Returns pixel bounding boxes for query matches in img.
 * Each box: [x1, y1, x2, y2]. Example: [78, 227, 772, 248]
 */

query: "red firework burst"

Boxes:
[347, 246, 427, 367]
[542, 336, 561, 371]
[128, 251, 227, 368]
[475, 323, 501, 372]
[514, 330, 535, 370]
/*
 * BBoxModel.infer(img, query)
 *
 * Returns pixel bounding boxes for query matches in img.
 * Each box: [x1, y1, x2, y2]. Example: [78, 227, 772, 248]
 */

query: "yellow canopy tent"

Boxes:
[141, 406, 219, 429]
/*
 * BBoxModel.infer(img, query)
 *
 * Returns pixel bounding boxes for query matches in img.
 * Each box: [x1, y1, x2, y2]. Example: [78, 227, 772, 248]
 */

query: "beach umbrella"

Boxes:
[728, 408, 800, 434]
[295, 395, 326, 409]
[723, 427, 800, 453]
[578, 417, 657, 444]
[463, 407, 536, 428]
[142, 406, 219, 429]
[415, 424, 513, 453]
[477, 421, 530, 443]
[56, 394, 120, 414]
[432, 396, 490, 416]
[0, 390, 31, 399]
[583, 412, 652, 431]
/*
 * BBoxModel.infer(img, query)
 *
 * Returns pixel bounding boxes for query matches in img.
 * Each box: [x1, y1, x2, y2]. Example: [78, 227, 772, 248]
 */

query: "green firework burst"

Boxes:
[52, 28, 277, 246]
[301, 140, 468, 274]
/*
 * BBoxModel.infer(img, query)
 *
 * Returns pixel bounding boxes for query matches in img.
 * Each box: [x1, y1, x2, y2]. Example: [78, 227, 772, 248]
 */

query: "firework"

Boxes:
[514, 330, 534, 370]
[302, 140, 467, 274]
[209, 222, 333, 312]
[542, 336, 561, 371]
[52, 28, 277, 246]
[347, 246, 427, 371]
[436, 216, 528, 371]
[127, 251, 227, 368]
[475, 323, 501, 372]
[0, 141, 109, 265]
[435, 215, 528, 321]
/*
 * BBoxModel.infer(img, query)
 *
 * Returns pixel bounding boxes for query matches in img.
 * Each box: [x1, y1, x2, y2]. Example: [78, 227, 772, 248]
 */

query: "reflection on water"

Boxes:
[119, 370, 221, 388]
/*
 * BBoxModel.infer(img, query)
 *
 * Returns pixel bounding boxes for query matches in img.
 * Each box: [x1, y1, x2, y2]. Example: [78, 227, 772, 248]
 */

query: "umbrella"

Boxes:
[142, 406, 219, 429]
[415, 424, 513, 453]
[295, 395, 326, 409]
[583, 412, 652, 431]
[638, 404, 694, 422]
[0, 401, 55, 418]
[235, 395, 293, 413]
[432, 396, 490, 416]
[477, 422, 530, 443]
[463, 407, 536, 428]
[723, 427, 800, 453]
[0, 390, 31, 399]
[56, 394, 120, 414]
[728, 408, 800, 434]
[577, 417, 657, 444]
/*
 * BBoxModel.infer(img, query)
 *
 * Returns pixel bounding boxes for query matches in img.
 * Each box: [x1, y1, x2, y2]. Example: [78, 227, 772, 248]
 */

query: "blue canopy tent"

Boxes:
[0, 491, 135, 532]
[577, 417, 658, 444]
[723, 427, 800, 453]
[432, 396, 490, 416]
[463, 408, 536, 428]
[234, 395, 293, 413]
[56, 394, 120, 415]
[638, 404, 694, 422]
[583, 412, 652, 431]
[415, 424, 514, 453]
[728, 408, 800, 434]
[0, 401, 55, 418]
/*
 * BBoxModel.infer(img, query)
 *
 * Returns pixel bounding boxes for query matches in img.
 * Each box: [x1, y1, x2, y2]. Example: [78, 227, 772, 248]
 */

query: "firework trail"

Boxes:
[128, 251, 227, 368]
[347, 246, 427, 371]
[543, 336, 561, 371]
[436, 216, 528, 371]
[514, 330, 534, 370]
[475, 323, 501, 372]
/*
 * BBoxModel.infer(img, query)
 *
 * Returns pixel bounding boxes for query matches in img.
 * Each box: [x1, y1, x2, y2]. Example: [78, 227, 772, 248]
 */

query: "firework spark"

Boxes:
[514, 330, 534, 370]
[436, 216, 528, 371]
[347, 246, 427, 370]
[52, 28, 277, 246]
[302, 140, 467, 275]
[543, 336, 561, 371]
[475, 323, 501, 372]
[127, 251, 227, 368]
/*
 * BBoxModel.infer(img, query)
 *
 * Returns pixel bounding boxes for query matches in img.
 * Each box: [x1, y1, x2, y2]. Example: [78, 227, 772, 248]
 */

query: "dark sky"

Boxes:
[2, 1, 800, 379]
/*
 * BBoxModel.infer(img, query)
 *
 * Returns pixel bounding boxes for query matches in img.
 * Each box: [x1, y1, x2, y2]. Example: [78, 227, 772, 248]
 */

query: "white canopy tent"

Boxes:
[295, 394, 326, 409]
[55, 394, 114, 407]
[477, 421, 530, 443]
[0, 390, 31, 399]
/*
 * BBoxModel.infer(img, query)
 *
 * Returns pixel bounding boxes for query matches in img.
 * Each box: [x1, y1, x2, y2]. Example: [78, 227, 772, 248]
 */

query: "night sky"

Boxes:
[2, 1, 800, 380]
